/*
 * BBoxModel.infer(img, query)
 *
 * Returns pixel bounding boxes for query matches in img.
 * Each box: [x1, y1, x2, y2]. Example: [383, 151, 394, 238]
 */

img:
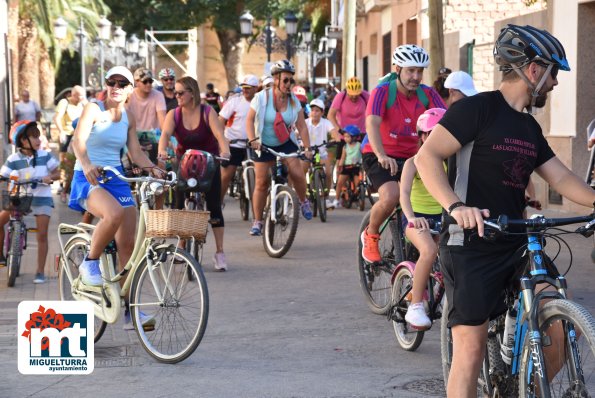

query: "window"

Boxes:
[383, 32, 392, 76]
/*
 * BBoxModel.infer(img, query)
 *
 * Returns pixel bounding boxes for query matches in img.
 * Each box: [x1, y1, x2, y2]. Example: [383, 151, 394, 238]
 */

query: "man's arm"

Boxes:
[535, 157, 595, 208]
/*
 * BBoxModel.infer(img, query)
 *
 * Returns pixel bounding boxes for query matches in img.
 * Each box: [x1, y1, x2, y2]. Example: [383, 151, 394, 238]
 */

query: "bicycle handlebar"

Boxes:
[100, 165, 176, 185]
[0, 177, 48, 186]
[479, 214, 595, 237]
[258, 145, 305, 160]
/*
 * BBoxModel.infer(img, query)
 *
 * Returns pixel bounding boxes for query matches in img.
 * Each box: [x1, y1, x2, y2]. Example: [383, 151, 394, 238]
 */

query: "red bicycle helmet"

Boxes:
[178, 149, 216, 192]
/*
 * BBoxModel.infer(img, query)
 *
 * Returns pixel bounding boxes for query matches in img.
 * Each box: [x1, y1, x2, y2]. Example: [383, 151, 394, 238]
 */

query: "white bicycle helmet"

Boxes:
[270, 59, 295, 75]
[392, 45, 430, 68]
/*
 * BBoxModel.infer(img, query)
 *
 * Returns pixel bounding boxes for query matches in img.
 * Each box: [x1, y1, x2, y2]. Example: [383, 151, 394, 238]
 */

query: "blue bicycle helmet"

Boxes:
[343, 124, 362, 137]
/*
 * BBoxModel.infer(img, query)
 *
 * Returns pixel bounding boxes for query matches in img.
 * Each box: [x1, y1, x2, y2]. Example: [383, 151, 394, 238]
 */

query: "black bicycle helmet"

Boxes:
[494, 24, 570, 71]
[270, 59, 295, 75]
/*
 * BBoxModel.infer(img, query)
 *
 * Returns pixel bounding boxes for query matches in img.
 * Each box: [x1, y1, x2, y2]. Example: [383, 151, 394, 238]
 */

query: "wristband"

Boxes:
[448, 201, 465, 215]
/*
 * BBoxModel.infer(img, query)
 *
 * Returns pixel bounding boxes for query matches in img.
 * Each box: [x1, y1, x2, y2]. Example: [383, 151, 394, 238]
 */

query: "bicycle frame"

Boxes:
[58, 167, 180, 325]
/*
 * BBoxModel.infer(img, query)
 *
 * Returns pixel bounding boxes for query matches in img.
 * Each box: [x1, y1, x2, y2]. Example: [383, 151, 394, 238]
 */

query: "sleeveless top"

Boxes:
[174, 105, 219, 157]
[411, 162, 446, 215]
[344, 142, 362, 166]
[74, 104, 128, 170]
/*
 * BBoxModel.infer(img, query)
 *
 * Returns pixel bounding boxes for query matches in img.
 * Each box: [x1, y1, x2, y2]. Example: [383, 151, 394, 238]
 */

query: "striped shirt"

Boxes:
[0, 150, 59, 207]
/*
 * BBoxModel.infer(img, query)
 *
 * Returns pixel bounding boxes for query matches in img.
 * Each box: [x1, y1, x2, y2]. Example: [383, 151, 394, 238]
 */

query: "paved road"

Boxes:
[1, 194, 593, 398]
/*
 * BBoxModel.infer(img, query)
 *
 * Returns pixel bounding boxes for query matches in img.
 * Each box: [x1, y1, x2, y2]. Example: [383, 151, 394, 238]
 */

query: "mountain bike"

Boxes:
[305, 143, 329, 223]
[441, 213, 595, 397]
[389, 220, 444, 351]
[1, 178, 42, 287]
[357, 205, 407, 315]
[257, 144, 304, 258]
[57, 166, 209, 363]
[227, 139, 255, 221]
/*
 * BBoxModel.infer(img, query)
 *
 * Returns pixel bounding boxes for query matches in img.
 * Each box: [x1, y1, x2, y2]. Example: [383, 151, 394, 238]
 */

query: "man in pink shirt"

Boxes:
[126, 68, 167, 162]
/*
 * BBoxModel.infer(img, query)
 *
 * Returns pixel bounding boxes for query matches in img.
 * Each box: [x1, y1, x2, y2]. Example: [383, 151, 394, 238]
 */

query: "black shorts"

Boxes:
[440, 243, 525, 327]
[60, 134, 74, 153]
[340, 165, 360, 177]
[362, 153, 406, 191]
[254, 140, 299, 163]
[222, 147, 247, 167]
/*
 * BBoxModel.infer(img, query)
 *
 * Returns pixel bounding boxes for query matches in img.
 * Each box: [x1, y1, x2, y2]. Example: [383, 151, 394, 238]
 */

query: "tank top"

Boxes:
[344, 142, 362, 166]
[174, 105, 219, 157]
[411, 162, 446, 215]
[74, 106, 128, 170]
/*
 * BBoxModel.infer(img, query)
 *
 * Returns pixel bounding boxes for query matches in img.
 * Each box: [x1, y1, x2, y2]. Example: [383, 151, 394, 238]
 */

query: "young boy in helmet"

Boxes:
[0, 121, 59, 283]
[301, 98, 338, 209]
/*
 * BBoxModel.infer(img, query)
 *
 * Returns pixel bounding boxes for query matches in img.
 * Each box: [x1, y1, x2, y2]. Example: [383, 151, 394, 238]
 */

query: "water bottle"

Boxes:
[500, 302, 518, 365]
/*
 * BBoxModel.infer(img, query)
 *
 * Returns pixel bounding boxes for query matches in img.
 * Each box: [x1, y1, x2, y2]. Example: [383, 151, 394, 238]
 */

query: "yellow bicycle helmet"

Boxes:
[345, 76, 362, 96]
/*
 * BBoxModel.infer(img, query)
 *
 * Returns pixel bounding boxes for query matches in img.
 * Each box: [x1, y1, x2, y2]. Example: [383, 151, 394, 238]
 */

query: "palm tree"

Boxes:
[16, 0, 109, 107]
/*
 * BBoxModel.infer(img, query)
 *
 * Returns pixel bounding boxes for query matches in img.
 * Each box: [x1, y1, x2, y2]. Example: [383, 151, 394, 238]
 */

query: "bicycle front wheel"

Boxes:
[519, 299, 595, 397]
[7, 223, 22, 287]
[356, 211, 397, 314]
[129, 245, 209, 364]
[59, 236, 107, 343]
[246, 166, 256, 219]
[391, 267, 424, 351]
[262, 186, 299, 258]
[314, 169, 327, 223]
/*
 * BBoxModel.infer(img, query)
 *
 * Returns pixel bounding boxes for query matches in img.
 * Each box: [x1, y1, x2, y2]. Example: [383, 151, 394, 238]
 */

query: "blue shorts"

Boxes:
[69, 167, 135, 212]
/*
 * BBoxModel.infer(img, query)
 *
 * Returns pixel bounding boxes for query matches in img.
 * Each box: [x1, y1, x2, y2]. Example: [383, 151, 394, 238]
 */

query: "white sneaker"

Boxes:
[213, 252, 228, 272]
[123, 309, 156, 331]
[333, 199, 341, 208]
[405, 302, 431, 330]
[325, 199, 335, 209]
[79, 258, 103, 286]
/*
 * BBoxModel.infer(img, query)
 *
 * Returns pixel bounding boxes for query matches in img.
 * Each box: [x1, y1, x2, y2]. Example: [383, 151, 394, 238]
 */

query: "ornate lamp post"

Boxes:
[97, 16, 112, 88]
[284, 11, 298, 59]
[113, 26, 126, 67]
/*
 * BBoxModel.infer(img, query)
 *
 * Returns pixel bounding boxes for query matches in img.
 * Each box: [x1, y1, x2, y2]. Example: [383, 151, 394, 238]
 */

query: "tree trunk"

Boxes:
[427, 0, 444, 85]
[216, 29, 243, 91]
[38, 44, 55, 109]
[18, 18, 40, 101]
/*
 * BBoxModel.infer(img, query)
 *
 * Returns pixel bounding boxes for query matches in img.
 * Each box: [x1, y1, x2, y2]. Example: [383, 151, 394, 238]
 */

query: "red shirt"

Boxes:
[361, 83, 446, 158]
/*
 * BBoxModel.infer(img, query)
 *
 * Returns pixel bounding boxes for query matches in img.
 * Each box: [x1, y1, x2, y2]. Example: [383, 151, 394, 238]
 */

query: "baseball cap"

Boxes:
[309, 98, 325, 111]
[444, 71, 478, 97]
[105, 66, 134, 84]
[133, 68, 153, 82]
[240, 75, 259, 87]
[261, 75, 273, 87]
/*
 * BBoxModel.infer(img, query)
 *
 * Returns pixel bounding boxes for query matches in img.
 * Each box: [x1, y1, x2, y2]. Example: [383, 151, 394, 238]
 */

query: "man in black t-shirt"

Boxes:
[415, 25, 595, 397]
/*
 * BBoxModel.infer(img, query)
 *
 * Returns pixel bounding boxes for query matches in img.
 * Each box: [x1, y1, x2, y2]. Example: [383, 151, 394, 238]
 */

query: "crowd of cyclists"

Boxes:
[6, 22, 595, 397]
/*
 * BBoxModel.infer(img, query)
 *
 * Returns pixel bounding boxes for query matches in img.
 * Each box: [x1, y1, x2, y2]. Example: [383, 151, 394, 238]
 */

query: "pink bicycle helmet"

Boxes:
[416, 108, 446, 133]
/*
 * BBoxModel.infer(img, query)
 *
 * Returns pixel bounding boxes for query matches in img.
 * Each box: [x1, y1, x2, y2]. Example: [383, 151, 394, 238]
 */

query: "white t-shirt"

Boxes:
[15, 100, 41, 122]
[219, 94, 251, 148]
[305, 117, 334, 158]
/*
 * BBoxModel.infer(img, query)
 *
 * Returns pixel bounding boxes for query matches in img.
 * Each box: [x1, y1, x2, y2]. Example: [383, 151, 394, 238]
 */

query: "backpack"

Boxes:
[378, 72, 429, 110]
[339, 89, 367, 108]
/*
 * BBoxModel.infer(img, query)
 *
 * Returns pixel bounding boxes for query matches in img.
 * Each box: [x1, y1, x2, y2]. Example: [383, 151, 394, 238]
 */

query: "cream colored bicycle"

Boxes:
[57, 166, 209, 364]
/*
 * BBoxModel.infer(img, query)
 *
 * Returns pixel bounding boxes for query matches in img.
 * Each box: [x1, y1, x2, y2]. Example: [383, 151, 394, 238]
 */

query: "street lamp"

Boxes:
[76, 20, 88, 94]
[97, 16, 111, 88]
[239, 10, 298, 64]
[113, 26, 126, 66]
[301, 20, 313, 91]
[284, 11, 298, 59]
[54, 17, 67, 40]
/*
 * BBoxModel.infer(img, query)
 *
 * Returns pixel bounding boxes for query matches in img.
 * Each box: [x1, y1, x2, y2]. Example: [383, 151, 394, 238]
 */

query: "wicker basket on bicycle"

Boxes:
[1, 190, 33, 213]
[145, 209, 210, 239]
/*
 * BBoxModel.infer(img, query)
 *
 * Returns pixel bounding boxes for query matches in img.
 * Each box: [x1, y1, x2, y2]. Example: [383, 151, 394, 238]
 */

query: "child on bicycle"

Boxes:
[334, 124, 362, 208]
[0, 121, 59, 283]
[400, 108, 446, 329]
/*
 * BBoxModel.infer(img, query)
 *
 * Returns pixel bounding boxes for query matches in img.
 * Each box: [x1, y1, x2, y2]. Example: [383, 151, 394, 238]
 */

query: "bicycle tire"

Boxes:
[58, 236, 107, 343]
[7, 222, 22, 287]
[246, 166, 256, 219]
[367, 184, 376, 206]
[129, 245, 208, 364]
[314, 169, 327, 223]
[356, 211, 397, 314]
[239, 188, 250, 221]
[309, 174, 318, 219]
[342, 179, 353, 209]
[262, 186, 299, 258]
[391, 267, 424, 351]
[358, 182, 366, 211]
[519, 299, 595, 397]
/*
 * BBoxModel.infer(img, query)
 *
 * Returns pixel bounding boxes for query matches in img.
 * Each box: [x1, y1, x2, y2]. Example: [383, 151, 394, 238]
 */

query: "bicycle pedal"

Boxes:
[142, 325, 155, 332]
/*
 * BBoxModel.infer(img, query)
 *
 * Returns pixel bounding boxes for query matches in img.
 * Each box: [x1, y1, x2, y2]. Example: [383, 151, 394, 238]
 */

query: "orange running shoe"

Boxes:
[361, 227, 381, 263]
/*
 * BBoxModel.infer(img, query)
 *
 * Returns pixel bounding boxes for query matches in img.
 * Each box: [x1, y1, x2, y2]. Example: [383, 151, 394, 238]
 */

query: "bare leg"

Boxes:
[286, 157, 307, 202]
[220, 165, 237, 202]
[367, 181, 399, 235]
[35, 215, 50, 275]
[0, 210, 10, 257]
[404, 228, 438, 304]
[447, 322, 488, 398]
[85, 188, 125, 259]
[212, 226, 224, 253]
[252, 161, 273, 222]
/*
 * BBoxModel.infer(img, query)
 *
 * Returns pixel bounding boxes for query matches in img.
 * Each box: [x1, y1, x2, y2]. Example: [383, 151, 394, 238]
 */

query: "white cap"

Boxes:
[240, 74, 259, 87]
[261, 75, 273, 86]
[105, 66, 134, 85]
[444, 71, 478, 97]
[309, 98, 325, 111]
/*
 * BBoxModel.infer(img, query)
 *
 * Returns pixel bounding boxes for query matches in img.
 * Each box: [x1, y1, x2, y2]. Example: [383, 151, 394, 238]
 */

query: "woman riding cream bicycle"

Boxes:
[70, 66, 163, 326]
[157, 76, 231, 271]
[245, 59, 313, 236]
[399, 108, 446, 330]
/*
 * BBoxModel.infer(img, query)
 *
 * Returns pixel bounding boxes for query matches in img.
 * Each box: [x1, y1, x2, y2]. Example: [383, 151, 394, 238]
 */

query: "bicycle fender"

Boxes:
[391, 260, 416, 284]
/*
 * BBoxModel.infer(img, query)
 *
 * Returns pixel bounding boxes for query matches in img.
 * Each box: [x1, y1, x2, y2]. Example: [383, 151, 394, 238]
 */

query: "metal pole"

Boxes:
[266, 15, 272, 63]
[79, 19, 86, 94]
[286, 35, 291, 60]
[99, 41, 105, 89]
[310, 44, 315, 93]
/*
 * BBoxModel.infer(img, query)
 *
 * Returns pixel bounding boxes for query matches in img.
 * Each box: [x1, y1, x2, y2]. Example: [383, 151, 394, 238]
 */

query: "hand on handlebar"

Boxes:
[407, 217, 431, 232]
[450, 206, 491, 237]
[249, 139, 261, 151]
[82, 163, 102, 186]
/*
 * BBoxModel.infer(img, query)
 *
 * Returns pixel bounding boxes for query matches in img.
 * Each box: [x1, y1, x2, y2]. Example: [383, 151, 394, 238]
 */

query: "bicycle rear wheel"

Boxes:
[246, 166, 256, 219]
[129, 245, 209, 364]
[239, 180, 250, 221]
[391, 267, 424, 351]
[357, 211, 398, 314]
[7, 222, 22, 287]
[262, 186, 299, 258]
[58, 236, 107, 342]
[358, 182, 366, 211]
[314, 169, 327, 223]
[519, 299, 595, 397]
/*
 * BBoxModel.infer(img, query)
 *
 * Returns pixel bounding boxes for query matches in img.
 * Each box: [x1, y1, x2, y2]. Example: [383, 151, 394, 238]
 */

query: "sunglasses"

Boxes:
[174, 90, 190, 97]
[138, 79, 153, 85]
[161, 77, 175, 82]
[105, 79, 130, 88]
[535, 62, 559, 80]
[282, 77, 296, 85]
